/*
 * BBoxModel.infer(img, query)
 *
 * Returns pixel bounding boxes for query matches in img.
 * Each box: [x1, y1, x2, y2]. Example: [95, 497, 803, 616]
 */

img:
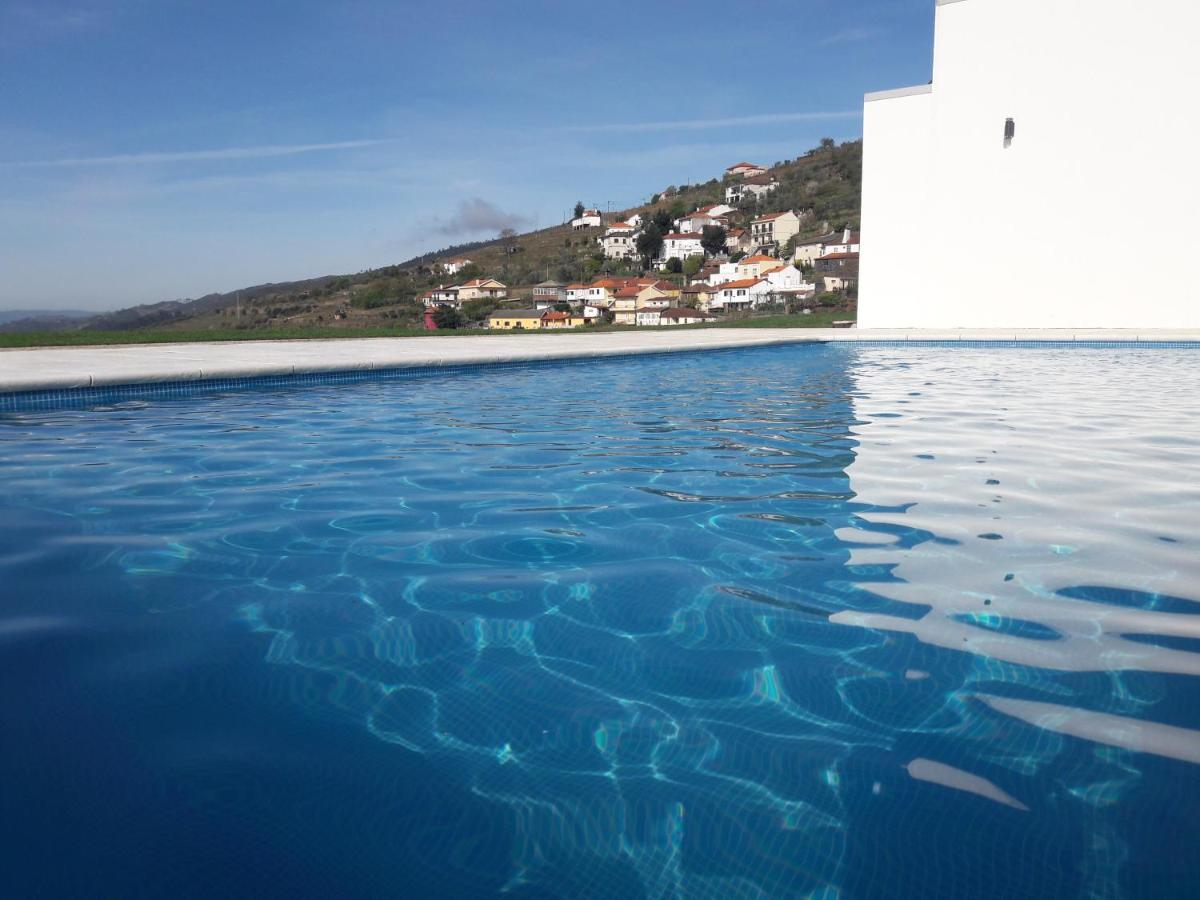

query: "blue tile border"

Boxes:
[847, 340, 1200, 349]
[1, 339, 1197, 413]
[0, 346, 755, 413]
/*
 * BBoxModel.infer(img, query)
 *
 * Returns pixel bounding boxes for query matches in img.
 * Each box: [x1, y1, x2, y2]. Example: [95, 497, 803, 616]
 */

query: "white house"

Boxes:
[709, 262, 741, 287]
[660, 307, 714, 325]
[659, 232, 705, 263]
[600, 222, 639, 259]
[676, 204, 735, 233]
[625, 213, 644, 228]
[635, 309, 662, 327]
[563, 284, 589, 305]
[571, 208, 602, 230]
[421, 285, 460, 307]
[711, 277, 771, 311]
[859, 0, 1200, 328]
[726, 175, 778, 204]
[764, 264, 813, 293]
[823, 228, 860, 255]
[676, 211, 721, 234]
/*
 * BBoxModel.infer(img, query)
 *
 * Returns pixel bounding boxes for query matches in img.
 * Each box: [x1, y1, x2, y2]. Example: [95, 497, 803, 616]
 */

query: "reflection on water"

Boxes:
[0, 344, 1198, 898]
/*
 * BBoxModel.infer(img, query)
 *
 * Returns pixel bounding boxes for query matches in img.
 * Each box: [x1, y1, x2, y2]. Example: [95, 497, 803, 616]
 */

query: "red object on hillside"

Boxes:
[423, 308, 438, 330]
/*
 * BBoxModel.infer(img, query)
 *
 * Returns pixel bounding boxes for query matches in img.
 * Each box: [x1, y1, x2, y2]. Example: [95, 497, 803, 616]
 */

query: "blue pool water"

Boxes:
[1, 343, 1198, 898]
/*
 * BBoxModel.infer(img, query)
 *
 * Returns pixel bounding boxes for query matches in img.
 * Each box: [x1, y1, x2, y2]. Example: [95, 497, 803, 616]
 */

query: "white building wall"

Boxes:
[860, 0, 1200, 328]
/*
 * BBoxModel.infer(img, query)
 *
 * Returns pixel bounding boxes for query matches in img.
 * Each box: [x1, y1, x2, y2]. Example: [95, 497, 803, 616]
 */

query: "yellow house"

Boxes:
[736, 254, 781, 279]
[612, 285, 670, 325]
[488, 308, 545, 330]
[541, 310, 587, 329]
[649, 279, 682, 299]
[458, 278, 508, 301]
[681, 284, 714, 312]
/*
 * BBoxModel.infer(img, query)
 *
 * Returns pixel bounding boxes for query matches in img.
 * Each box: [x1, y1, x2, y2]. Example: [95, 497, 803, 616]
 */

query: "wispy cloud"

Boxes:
[433, 198, 531, 237]
[559, 110, 860, 134]
[0, 2, 114, 45]
[820, 28, 880, 46]
[2, 139, 399, 169]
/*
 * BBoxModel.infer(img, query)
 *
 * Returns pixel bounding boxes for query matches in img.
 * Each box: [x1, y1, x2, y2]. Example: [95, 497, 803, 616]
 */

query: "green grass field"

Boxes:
[0, 311, 853, 349]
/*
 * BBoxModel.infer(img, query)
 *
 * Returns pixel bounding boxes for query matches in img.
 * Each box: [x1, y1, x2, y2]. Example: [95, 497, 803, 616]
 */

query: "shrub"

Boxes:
[432, 306, 465, 329]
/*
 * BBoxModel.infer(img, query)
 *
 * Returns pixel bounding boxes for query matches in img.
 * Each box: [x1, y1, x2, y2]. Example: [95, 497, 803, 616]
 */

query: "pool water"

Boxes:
[1, 344, 1198, 898]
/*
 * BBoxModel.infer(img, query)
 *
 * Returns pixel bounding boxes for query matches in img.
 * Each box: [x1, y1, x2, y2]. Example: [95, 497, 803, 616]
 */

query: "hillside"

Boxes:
[0, 309, 94, 331]
[29, 138, 861, 335]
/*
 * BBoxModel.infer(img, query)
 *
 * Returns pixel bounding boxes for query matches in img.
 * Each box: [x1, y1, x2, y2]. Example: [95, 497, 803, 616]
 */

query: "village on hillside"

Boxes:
[417, 157, 859, 331]
[24, 140, 860, 336]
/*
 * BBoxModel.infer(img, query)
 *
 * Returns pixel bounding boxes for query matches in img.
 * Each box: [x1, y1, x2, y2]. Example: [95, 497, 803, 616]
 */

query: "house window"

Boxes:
[1004, 117, 1015, 148]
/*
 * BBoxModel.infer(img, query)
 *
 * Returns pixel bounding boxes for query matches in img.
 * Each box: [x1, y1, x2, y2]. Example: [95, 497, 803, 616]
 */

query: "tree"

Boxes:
[553, 301, 572, 312]
[574, 201, 585, 220]
[462, 298, 498, 322]
[700, 225, 728, 258]
[665, 257, 683, 274]
[432, 306, 464, 329]
[651, 209, 673, 233]
[499, 227, 519, 255]
[683, 255, 703, 278]
[636, 224, 664, 268]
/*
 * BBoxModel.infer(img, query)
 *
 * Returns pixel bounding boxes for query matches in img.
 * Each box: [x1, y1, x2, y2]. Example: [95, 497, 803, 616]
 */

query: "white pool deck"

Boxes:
[2, 328, 1198, 394]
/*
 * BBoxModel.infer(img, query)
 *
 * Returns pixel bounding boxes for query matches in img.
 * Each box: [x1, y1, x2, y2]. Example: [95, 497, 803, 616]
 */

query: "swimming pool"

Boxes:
[1, 343, 1197, 898]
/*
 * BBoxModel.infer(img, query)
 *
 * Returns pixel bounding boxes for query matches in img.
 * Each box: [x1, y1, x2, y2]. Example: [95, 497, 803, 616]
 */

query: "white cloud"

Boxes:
[820, 28, 880, 46]
[3, 139, 400, 169]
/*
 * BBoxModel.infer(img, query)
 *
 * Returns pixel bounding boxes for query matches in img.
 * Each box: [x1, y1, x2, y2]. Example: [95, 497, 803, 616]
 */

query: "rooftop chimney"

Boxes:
[843, 227, 851, 243]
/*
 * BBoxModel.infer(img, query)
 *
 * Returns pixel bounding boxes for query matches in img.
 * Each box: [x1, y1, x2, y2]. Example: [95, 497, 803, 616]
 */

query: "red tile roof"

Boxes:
[741, 254, 777, 264]
[752, 211, 794, 222]
[661, 307, 712, 319]
[719, 278, 767, 291]
[818, 252, 860, 260]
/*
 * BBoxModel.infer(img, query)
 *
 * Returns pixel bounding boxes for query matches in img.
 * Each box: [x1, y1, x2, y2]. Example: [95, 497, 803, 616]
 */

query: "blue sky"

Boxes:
[0, 0, 934, 311]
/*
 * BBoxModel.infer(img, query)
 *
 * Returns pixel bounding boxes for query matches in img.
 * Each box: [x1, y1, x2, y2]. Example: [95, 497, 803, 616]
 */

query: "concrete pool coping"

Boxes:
[2, 328, 1199, 395]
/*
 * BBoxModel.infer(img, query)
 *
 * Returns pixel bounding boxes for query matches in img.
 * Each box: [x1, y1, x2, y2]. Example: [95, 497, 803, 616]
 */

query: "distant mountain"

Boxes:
[0, 308, 95, 330]
[80, 275, 337, 331]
